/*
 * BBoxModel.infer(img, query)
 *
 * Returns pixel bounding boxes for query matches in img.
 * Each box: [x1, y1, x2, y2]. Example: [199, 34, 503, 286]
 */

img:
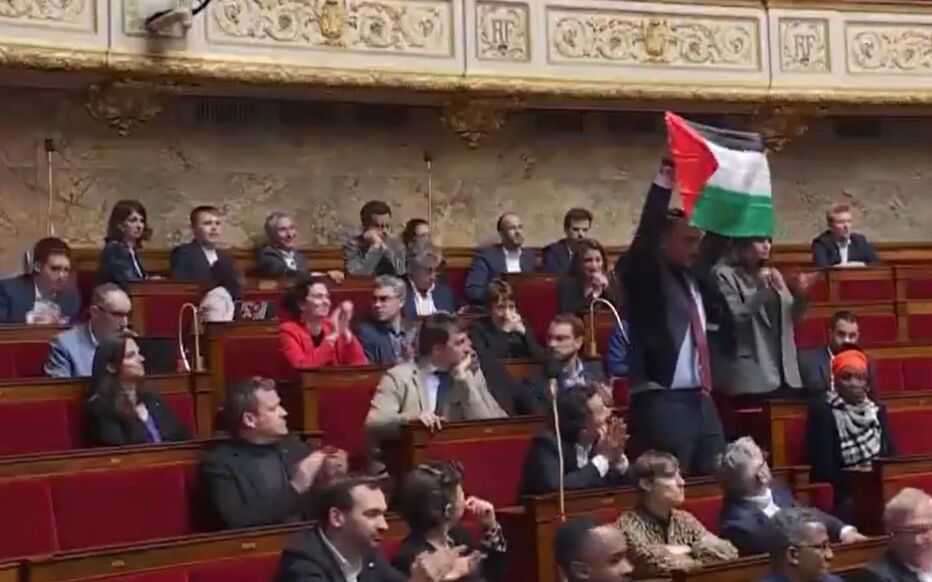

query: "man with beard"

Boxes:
[555, 516, 634, 582]
[854, 488, 932, 582]
[798, 311, 875, 395]
[530, 314, 606, 402]
[464, 213, 536, 304]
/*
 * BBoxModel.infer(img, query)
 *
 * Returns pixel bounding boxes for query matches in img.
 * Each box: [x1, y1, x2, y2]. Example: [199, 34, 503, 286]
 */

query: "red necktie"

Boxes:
[685, 284, 713, 393]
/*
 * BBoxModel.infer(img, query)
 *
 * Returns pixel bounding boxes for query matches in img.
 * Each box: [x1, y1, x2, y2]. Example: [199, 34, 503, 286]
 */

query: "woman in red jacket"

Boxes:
[279, 276, 369, 369]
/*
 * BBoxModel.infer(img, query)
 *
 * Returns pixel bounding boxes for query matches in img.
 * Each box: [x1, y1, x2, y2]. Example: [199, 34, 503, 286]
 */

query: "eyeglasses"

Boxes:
[892, 524, 932, 536]
[94, 305, 131, 318]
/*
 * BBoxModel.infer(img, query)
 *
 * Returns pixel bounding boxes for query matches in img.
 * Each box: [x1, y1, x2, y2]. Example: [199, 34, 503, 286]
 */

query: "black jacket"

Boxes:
[556, 275, 622, 316]
[479, 356, 542, 416]
[851, 551, 922, 582]
[170, 241, 239, 284]
[275, 527, 405, 582]
[519, 431, 634, 499]
[200, 434, 314, 529]
[96, 240, 147, 288]
[797, 346, 876, 395]
[0, 274, 82, 324]
[84, 390, 191, 446]
[255, 246, 308, 279]
[542, 239, 574, 274]
[469, 317, 546, 361]
[811, 231, 879, 269]
[392, 524, 506, 582]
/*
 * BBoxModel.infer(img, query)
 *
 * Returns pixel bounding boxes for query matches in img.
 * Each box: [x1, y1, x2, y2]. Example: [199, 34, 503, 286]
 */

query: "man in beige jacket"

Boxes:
[366, 312, 507, 447]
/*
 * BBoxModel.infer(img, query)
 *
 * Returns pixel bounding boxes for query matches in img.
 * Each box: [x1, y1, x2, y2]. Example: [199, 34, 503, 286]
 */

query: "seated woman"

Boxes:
[279, 275, 368, 369]
[557, 239, 621, 315]
[85, 334, 191, 446]
[616, 451, 737, 579]
[469, 279, 545, 360]
[392, 460, 507, 582]
[96, 199, 150, 288]
[806, 347, 895, 521]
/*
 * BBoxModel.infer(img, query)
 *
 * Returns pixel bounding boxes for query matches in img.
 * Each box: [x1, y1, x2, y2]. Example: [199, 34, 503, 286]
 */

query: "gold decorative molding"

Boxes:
[779, 17, 829, 73]
[547, 7, 760, 71]
[206, 0, 454, 56]
[441, 99, 513, 147]
[752, 104, 826, 151]
[85, 80, 163, 136]
[847, 22, 932, 74]
[476, 1, 529, 61]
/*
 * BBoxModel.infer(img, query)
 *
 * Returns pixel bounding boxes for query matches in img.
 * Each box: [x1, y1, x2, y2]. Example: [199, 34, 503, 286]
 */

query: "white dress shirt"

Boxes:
[128, 248, 144, 278]
[410, 279, 437, 316]
[280, 249, 297, 271]
[670, 278, 706, 389]
[906, 563, 932, 582]
[424, 364, 441, 412]
[504, 248, 523, 273]
[837, 239, 850, 265]
[201, 246, 219, 266]
[320, 531, 363, 582]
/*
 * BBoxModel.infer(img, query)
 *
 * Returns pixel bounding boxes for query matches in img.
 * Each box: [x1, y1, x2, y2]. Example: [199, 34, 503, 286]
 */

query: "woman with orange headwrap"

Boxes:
[806, 347, 895, 520]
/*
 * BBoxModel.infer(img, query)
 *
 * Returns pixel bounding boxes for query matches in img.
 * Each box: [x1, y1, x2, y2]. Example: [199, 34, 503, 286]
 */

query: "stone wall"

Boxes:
[1, 86, 930, 274]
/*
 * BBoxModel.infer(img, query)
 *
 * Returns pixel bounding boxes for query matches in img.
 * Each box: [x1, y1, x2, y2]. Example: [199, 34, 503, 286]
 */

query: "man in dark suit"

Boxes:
[0, 237, 81, 324]
[403, 243, 454, 318]
[274, 475, 405, 582]
[756, 508, 844, 582]
[854, 488, 932, 582]
[520, 383, 632, 497]
[717, 436, 863, 557]
[622, 157, 731, 477]
[811, 203, 879, 268]
[464, 213, 536, 304]
[530, 314, 605, 401]
[170, 205, 242, 289]
[357, 275, 417, 367]
[542, 208, 593, 274]
[256, 211, 345, 282]
[555, 517, 634, 582]
[798, 310, 875, 394]
[200, 377, 346, 529]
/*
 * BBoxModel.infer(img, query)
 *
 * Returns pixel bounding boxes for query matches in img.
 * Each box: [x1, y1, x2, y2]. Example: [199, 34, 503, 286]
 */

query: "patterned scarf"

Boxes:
[826, 390, 882, 468]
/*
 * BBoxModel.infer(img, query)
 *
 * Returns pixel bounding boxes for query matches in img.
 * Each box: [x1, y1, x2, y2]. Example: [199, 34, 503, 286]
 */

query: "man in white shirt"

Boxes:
[403, 244, 454, 319]
[858, 487, 932, 582]
[170, 205, 242, 287]
[811, 203, 879, 269]
[464, 212, 536, 304]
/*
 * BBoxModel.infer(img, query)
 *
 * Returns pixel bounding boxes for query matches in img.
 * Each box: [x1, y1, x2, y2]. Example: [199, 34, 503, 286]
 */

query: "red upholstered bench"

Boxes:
[828, 267, 895, 303]
[0, 325, 66, 379]
[682, 495, 723, 532]
[127, 282, 203, 338]
[866, 345, 932, 394]
[849, 455, 932, 534]
[509, 273, 559, 343]
[798, 303, 899, 349]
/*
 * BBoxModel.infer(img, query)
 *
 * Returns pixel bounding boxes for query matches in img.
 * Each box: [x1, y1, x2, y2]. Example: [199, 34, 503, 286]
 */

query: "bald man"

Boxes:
[464, 213, 536, 304]
[854, 488, 932, 582]
[555, 517, 633, 582]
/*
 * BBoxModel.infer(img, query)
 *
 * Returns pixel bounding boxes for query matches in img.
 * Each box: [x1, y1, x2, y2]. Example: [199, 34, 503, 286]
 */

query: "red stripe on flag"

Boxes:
[664, 112, 719, 217]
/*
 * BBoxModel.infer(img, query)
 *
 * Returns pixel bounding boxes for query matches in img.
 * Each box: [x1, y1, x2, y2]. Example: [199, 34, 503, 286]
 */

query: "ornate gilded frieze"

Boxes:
[779, 18, 829, 73]
[206, 0, 453, 56]
[0, 0, 92, 30]
[847, 22, 932, 74]
[441, 99, 513, 147]
[85, 80, 163, 136]
[476, 1, 528, 61]
[546, 7, 760, 71]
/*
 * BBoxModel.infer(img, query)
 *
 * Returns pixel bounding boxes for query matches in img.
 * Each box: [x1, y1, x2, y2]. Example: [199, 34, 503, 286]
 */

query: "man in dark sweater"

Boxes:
[201, 377, 346, 529]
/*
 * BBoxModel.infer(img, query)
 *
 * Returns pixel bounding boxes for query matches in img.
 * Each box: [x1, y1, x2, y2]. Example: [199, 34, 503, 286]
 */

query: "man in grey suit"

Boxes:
[44, 283, 133, 378]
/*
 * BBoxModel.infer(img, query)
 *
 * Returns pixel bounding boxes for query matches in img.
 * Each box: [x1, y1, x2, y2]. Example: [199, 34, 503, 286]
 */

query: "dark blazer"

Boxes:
[170, 241, 238, 284]
[464, 245, 536, 304]
[392, 524, 506, 582]
[275, 527, 405, 582]
[255, 246, 307, 278]
[798, 346, 877, 395]
[719, 481, 846, 556]
[556, 275, 622, 316]
[96, 240, 147, 288]
[529, 358, 606, 402]
[520, 431, 634, 498]
[479, 356, 543, 416]
[469, 316, 546, 361]
[542, 239, 574, 274]
[852, 551, 922, 582]
[758, 571, 844, 582]
[200, 434, 314, 529]
[85, 391, 190, 447]
[356, 319, 416, 367]
[0, 274, 81, 324]
[811, 231, 879, 269]
[402, 278, 455, 319]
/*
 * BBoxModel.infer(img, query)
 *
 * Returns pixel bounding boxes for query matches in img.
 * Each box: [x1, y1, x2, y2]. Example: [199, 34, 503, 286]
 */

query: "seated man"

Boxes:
[365, 313, 506, 445]
[170, 205, 242, 290]
[464, 212, 536, 304]
[811, 203, 878, 268]
[798, 310, 875, 394]
[403, 243, 454, 318]
[255, 211, 343, 282]
[357, 275, 417, 367]
[543, 207, 593, 274]
[45, 283, 132, 378]
[530, 314, 606, 401]
[856, 487, 932, 582]
[717, 436, 864, 557]
[758, 508, 843, 582]
[555, 516, 634, 582]
[343, 200, 406, 277]
[0, 237, 81, 324]
[521, 383, 631, 497]
[201, 377, 346, 529]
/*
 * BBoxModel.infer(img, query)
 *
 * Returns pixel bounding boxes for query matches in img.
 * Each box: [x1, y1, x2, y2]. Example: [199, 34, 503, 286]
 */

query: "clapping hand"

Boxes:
[328, 300, 355, 341]
[317, 447, 349, 486]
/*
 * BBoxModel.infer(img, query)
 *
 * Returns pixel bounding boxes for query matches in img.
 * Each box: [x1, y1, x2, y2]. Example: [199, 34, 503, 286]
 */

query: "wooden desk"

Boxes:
[849, 454, 932, 535]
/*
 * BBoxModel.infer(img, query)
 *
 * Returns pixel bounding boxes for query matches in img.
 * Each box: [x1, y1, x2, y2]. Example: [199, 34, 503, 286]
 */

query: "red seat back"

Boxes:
[902, 358, 932, 392]
[837, 279, 895, 303]
[888, 409, 932, 456]
[445, 268, 468, 303]
[511, 275, 559, 343]
[92, 573, 189, 582]
[858, 314, 898, 345]
[223, 336, 291, 383]
[424, 436, 535, 508]
[874, 358, 906, 395]
[148, 295, 200, 338]
[0, 400, 76, 456]
[783, 416, 807, 467]
[794, 317, 827, 349]
[0, 342, 52, 379]
[319, 382, 378, 461]
[909, 314, 932, 342]
[682, 495, 723, 533]
[0, 479, 58, 559]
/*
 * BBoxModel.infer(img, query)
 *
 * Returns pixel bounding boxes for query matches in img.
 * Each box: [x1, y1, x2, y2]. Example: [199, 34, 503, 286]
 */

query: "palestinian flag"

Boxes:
[664, 112, 773, 238]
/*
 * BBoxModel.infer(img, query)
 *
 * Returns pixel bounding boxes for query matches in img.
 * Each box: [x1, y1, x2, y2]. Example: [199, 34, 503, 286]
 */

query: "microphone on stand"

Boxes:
[177, 302, 204, 373]
[546, 358, 566, 521]
[587, 297, 627, 359]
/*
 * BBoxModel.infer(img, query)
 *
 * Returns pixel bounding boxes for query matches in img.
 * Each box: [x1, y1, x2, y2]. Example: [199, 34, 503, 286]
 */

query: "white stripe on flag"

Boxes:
[705, 141, 772, 197]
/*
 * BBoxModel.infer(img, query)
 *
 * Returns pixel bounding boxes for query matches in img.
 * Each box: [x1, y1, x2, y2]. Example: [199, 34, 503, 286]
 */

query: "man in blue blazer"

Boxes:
[756, 508, 845, 582]
[464, 213, 536, 304]
[0, 237, 81, 324]
[403, 244, 454, 318]
[170, 205, 241, 290]
[357, 276, 417, 367]
[811, 204, 879, 268]
[542, 207, 593, 274]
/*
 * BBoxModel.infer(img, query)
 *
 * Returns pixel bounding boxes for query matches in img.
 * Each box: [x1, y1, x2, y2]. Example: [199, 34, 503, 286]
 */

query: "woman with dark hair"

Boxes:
[557, 238, 622, 315]
[392, 460, 507, 582]
[85, 335, 190, 446]
[469, 278, 545, 360]
[278, 276, 368, 369]
[97, 199, 152, 288]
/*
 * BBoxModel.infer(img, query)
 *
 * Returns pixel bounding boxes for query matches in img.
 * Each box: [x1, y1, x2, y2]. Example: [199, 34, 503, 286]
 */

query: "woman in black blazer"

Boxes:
[85, 334, 190, 446]
[556, 238, 622, 315]
[392, 460, 507, 582]
[469, 279, 545, 360]
[96, 199, 151, 288]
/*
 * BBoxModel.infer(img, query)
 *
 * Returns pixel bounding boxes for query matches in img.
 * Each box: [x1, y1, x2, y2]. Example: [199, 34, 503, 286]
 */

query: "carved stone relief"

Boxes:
[546, 7, 759, 70]
[207, 0, 453, 56]
[752, 104, 826, 152]
[440, 99, 513, 148]
[847, 23, 932, 74]
[0, 0, 91, 30]
[476, 2, 528, 61]
[779, 18, 829, 73]
[85, 81, 163, 136]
